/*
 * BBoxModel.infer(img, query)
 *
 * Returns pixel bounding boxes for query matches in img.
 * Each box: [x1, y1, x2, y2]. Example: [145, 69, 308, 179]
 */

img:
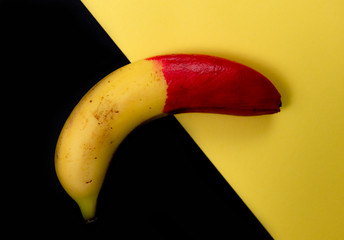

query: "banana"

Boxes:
[55, 54, 281, 221]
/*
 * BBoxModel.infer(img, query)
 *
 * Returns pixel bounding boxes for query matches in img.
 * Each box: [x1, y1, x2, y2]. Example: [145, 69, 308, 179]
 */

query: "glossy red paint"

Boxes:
[147, 54, 281, 116]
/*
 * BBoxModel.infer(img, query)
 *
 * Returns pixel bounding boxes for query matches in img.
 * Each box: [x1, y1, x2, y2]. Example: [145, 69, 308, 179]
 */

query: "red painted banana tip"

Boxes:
[148, 54, 282, 116]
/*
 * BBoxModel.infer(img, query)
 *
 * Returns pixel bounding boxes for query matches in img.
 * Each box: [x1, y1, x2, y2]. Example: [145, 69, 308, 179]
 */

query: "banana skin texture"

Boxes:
[55, 54, 281, 221]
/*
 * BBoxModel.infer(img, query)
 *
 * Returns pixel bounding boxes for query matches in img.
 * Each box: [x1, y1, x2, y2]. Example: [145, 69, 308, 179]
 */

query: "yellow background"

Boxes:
[81, 0, 344, 239]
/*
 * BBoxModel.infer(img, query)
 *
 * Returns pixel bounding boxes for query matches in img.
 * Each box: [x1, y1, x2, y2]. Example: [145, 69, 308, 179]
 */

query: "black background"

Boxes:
[2, 0, 272, 238]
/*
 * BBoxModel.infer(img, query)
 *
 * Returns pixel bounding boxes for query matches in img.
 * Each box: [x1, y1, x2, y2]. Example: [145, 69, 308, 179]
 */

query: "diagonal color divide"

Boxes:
[81, 0, 344, 239]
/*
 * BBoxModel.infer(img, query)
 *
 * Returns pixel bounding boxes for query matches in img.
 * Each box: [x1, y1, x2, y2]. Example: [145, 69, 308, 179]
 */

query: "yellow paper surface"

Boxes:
[81, 0, 344, 239]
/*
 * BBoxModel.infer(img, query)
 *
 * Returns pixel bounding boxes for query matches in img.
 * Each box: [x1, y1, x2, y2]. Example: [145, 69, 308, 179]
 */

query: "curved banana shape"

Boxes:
[55, 54, 281, 221]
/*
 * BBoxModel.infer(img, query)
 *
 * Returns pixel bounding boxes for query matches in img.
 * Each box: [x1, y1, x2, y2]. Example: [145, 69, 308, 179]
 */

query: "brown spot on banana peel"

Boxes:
[93, 106, 120, 126]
